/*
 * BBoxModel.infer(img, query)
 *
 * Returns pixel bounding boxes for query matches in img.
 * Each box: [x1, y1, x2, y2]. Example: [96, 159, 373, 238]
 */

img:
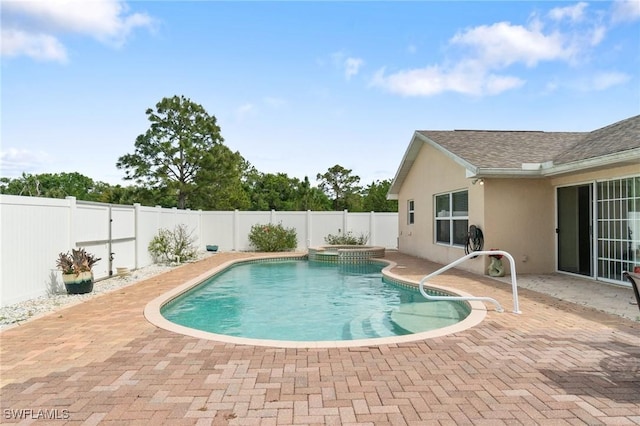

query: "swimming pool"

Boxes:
[147, 256, 486, 347]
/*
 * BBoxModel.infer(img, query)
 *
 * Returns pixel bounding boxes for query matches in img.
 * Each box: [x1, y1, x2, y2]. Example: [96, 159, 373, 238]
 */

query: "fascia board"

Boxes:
[387, 132, 480, 199]
[540, 148, 640, 176]
[414, 132, 479, 175]
[387, 132, 423, 199]
[474, 168, 542, 178]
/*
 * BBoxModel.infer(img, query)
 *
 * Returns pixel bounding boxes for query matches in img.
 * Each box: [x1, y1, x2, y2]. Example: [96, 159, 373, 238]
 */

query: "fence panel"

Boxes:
[371, 213, 398, 248]
[346, 212, 373, 243]
[237, 211, 271, 251]
[1, 194, 398, 307]
[111, 206, 136, 272]
[136, 206, 162, 268]
[273, 211, 309, 250]
[0, 196, 71, 306]
[309, 211, 345, 246]
[201, 211, 234, 251]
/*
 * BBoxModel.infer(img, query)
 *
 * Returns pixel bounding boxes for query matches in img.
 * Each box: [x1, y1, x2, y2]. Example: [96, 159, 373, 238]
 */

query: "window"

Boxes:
[407, 200, 415, 224]
[435, 190, 468, 246]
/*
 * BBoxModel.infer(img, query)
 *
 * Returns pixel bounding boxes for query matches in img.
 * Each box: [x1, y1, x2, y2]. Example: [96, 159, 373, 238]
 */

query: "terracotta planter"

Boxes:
[62, 271, 94, 294]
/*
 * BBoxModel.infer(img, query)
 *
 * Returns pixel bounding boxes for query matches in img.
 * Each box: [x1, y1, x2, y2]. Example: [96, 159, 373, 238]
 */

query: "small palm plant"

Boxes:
[56, 248, 101, 294]
[56, 248, 101, 276]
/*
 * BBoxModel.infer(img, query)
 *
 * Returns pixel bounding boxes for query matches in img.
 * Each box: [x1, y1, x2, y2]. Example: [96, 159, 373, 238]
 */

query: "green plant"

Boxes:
[148, 224, 197, 263]
[56, 248, 101, 275]
[324, 231, 368, 245]
[248, 223, 297, 252]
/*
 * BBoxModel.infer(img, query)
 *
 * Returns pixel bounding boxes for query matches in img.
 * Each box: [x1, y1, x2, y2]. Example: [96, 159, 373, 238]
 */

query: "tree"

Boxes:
[116, 95, 228, 209]
[0, 172, 104, 201]
[362, 179, 398, 212]
[296, 176, 331, 211]
[316, 165, 363, 211]
[189, 144, 251, 210]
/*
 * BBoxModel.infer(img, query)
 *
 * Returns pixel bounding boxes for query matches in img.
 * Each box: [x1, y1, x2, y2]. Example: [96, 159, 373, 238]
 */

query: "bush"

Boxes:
[148, 224, 197, 263]
[324, 231, 368, 245]
[249, 223, 297, 252]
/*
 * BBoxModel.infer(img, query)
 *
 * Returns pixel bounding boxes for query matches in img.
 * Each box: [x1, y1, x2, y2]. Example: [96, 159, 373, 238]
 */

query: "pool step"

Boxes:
[346, 311, 391, 340]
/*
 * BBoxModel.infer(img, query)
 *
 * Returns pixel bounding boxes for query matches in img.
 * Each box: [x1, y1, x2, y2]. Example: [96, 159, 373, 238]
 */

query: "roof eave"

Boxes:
[387, 132, 479, 199]
[472, 168, 543, 178]
[387, 132, 422, 199]
[540, 148, 640, 177]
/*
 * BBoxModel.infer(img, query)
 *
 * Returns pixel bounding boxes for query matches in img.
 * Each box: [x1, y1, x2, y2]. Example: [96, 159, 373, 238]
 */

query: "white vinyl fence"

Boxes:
[0, 194, 398, 307]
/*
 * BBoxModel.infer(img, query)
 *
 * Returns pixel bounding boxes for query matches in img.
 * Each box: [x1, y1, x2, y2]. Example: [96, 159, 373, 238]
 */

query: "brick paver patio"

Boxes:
[1, 252, 639, 425]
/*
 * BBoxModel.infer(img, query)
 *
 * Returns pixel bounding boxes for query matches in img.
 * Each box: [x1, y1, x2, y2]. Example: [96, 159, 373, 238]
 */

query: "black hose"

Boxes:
[464, 225, 484, 256]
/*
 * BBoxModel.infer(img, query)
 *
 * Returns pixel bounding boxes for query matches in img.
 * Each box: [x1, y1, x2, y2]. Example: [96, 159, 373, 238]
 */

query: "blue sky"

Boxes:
[2, 1, 639, 187]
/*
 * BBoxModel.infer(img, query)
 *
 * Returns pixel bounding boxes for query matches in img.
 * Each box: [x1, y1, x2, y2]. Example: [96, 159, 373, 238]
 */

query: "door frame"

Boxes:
[556, 182, 596, 278]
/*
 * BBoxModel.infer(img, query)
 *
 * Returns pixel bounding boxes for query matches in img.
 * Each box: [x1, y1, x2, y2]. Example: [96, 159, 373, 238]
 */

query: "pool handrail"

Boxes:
[418, 250, 521, 314]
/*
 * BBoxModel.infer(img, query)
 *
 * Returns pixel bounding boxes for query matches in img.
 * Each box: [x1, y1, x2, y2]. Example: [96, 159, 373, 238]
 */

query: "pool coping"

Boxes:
[144, 253, 487, 348]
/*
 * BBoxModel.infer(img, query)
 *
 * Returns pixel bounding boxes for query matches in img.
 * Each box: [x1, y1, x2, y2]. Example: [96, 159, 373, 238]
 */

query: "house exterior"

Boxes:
[387, 115, 640, 285]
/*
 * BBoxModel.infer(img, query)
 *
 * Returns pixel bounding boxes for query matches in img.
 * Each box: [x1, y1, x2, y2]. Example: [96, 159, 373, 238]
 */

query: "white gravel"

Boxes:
[0, 253, 213, 330]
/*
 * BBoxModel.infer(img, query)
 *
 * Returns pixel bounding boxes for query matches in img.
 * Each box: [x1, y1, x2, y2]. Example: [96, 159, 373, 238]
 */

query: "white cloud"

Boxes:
[0, 148, 53, 177]
[549, 2, 589, 22]
[611, 0, 640, 23]
[1, 28, 67, 62]
[344, 57, 364, 80]
[450, 21, 575, 68]
[1, 0, 155, 61]
[235, 103, 255, 121]
[587, 71, 631, 90]
[371, 3, 623, 98]
[371, 20, 567, 97]
[330, 51, 364, 80]
[371, 61, 524, 97]
[590, 26, 607, 46]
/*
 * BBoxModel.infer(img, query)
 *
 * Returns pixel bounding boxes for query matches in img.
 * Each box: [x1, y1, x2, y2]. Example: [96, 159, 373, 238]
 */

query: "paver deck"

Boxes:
[1, 251, 639, 425]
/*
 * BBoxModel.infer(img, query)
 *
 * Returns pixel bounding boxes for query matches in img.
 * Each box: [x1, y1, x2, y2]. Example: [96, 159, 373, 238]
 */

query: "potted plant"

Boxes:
[56, 248, 101, 294]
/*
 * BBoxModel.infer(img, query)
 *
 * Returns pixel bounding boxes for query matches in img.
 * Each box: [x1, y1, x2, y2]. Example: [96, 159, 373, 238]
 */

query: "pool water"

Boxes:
[161, 260, 469, 342]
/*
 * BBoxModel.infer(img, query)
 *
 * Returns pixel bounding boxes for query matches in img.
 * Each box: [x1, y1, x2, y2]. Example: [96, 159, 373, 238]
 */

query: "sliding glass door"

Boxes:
[557, 184, 593, 276]
[596, 177, 640, 282]
[557, 176, 640, 283]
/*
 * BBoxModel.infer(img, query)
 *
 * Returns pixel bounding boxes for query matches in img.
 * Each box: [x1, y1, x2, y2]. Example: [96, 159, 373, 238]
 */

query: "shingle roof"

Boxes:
[388, 115, 640, 198]
[553, 114, 640, 164]
[417, 115, 639, 169]
[416, 130, 584, 169]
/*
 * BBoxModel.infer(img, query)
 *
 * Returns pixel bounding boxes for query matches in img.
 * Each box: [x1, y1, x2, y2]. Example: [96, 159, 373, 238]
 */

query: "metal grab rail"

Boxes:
[418, 250, 521, 314]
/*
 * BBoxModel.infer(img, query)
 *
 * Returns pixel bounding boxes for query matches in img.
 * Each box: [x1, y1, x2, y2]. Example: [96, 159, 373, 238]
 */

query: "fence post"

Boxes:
[370, 211, 375, 246]
[134, 203, 141, 270]
[306, 210, 312, 249]
[65, 196, 77, 248]
[197, 210, 203, 250]
[233, 209, 239, 251]
[155, 205, 162, 232]
[343, 209, 348, 236]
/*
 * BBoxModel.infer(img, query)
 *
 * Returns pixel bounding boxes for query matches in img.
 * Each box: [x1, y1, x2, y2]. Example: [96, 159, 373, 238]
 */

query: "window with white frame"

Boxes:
[408, 200, 415, 224]
[435, 190, 468, 245]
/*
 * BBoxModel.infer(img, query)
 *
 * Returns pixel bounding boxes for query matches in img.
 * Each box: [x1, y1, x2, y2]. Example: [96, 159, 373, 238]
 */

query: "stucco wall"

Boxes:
[483, 179, 555, 274]
[397, 143, 556, 275]
[397, 143, 485, 274]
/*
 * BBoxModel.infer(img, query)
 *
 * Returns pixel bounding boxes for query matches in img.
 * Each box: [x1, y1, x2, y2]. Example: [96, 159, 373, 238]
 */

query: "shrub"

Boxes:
[324, 231, 368, 245]
[248, 223, 297, 252]
[148, 224, 197, 263]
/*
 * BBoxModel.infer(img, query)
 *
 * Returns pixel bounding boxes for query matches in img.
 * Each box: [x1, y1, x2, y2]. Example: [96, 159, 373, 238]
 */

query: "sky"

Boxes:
[1, 1, 639, 187]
